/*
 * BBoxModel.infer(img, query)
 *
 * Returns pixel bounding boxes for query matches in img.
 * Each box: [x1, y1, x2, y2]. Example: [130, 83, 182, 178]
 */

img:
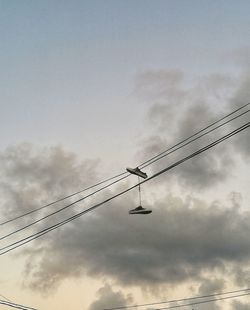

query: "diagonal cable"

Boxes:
[0, 299, 37, 310]
[104, 287, 250, 309]
[1, 103, 249, 227]
[156, 292, 250, 310]
[1, 109, 249, 242]
[0, 122, 249, 256]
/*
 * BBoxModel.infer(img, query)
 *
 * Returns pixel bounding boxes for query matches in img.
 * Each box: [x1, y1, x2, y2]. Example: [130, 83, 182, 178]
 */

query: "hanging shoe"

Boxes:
[129, 206, 152, 214]
[126, 167, 147, 179]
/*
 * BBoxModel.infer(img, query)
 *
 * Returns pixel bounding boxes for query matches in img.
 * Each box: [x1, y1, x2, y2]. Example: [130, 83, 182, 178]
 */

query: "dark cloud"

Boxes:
[88, 283, 132, 310]
[135, 69, 249, 190]
[20, 192, 250, 294]
[0, 143, 99, 222]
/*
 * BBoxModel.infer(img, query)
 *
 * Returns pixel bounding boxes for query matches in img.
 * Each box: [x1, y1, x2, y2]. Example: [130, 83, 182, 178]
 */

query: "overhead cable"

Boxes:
[0, 293, 12, 303]
[156, 291, 250, 310]
[0, 174, 128, 242]
[141, 108, 249, 169]
[1, 103, 249, 227]
[103, 287, 250, 309]
[0, 171, 128, 226]
[139, 102, 250, 168]
[1, 108, 249, 241]
[0, 300, 37, 310]
[0, 121, 249, 256]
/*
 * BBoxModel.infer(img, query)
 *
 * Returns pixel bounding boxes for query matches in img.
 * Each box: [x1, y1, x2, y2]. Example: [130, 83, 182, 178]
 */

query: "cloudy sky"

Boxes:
[0, 1, 250, 309]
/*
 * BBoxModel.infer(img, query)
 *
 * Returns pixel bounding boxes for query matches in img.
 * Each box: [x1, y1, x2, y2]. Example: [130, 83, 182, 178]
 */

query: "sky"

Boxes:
[0, 1, 250, 309]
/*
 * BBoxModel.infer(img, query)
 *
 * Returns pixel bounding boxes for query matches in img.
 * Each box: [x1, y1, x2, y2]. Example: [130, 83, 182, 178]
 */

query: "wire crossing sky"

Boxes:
[0, 300, 37, 310]
[1, 121, 249, 256]
[0, 1, 250, 310]
[104, 287, 250, 309]
[1, 102, 249, 231]
[156, 292, 250, 310]
[0, 105, 249, 256]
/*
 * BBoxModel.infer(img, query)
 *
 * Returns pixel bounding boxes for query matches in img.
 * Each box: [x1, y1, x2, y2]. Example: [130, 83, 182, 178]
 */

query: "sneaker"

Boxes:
[129, 206, 152, 214]
[126, 167, 147, 179]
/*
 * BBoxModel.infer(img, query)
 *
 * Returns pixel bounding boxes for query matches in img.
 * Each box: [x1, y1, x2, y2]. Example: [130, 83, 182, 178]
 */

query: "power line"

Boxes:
[1, 108, 249, 242]
[1, 122, 249, 255]
[0, 121, 249, 256]
[104, 287, 250, 309]
[141, 108, 249, 169]
[0, 293, 12, 303]
[0, 171, 128, 226]
[1, 103, 249, 227]
[156, 292, 250, 310]
[139, 102, 250, 168]
[0, 299, 37, 310]
[0, 174, 129, 242]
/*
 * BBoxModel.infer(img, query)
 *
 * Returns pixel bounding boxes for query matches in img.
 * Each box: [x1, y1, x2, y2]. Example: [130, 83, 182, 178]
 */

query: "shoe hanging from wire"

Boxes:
[126, 167, 152, 215]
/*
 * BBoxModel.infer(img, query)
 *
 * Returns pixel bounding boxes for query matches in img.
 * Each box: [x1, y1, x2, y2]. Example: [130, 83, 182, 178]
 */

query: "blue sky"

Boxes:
[0, 1, 250, 310]
[0, 0, 249, 163]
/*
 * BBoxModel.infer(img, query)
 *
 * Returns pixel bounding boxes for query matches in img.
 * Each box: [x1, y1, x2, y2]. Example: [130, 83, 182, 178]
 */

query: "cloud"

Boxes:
[1, 67, 249, 301]
[135, 70, 188, 133]
[0, 143, 99, 222]
[231, 300, 250, 310]
[198, 278, 225, 295]
[231, 266, 250, 288]
[88, 283, 132, 310]
[135, 69, 249, 190]
[20, 191, 250, 294]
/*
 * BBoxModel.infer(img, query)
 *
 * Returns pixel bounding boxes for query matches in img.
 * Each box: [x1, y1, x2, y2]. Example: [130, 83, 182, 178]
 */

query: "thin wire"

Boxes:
[141, 108, 250, 169]
[0, 174, 129, 241]
[0, 300, 37, 310]
[104, 287, 250, 309]
[1, 103, 249, 227]
[139, 102, 250, 168]
[0, 293, 12, 303]
[1, 109, 249, 241]
[1, 122, 249, 255]
[156, 292, 250, 310]
[0, 171, 128, 226]
[0, 122, 248, 256]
